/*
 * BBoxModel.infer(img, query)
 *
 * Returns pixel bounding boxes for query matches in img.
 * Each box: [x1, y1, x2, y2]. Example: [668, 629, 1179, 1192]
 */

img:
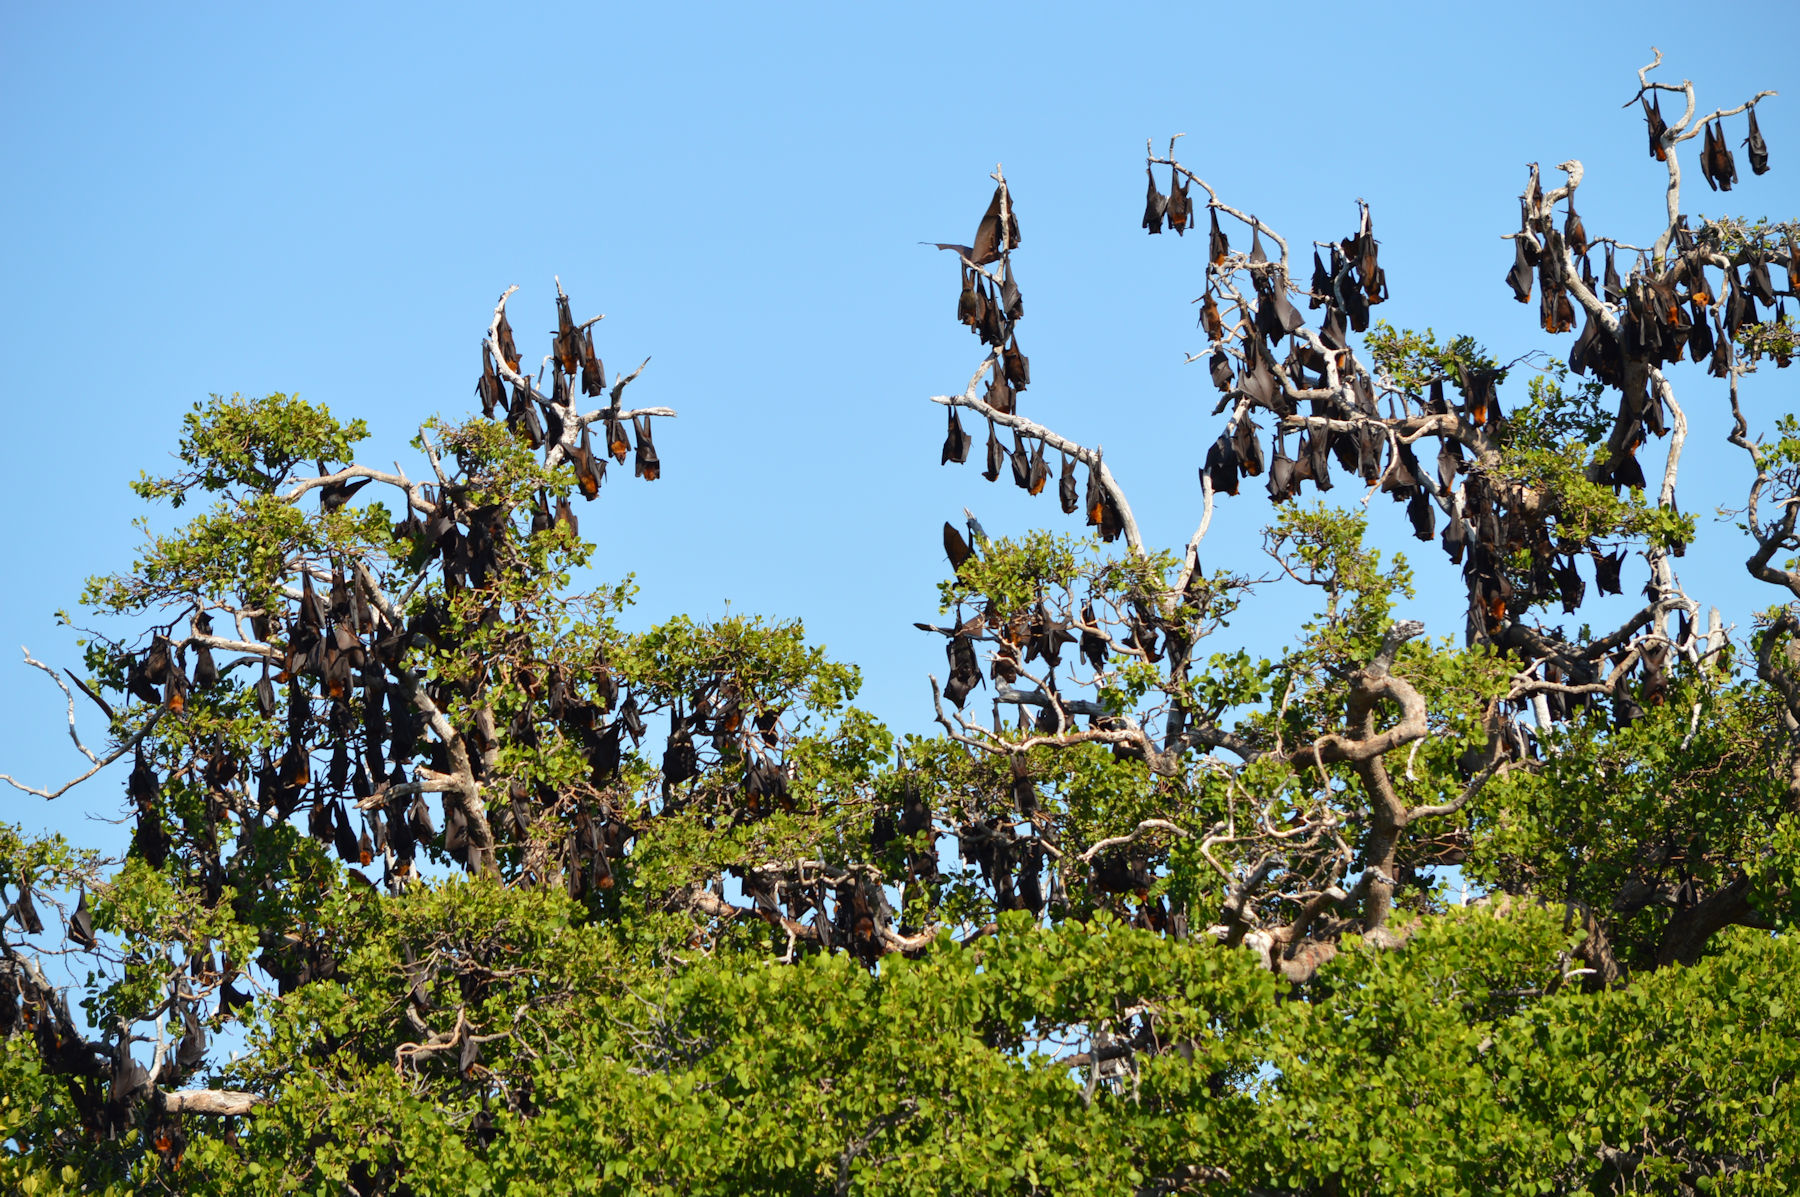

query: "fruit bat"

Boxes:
[971, 181, 1019, 266]
[1643, 92, 1668, 161]
[942, 407, 971, 464]
[571, 425, 601, 499]
[580, 328, 606, 397]
[956, 265, 978, 327]
[1687, 301, 1714, 363]
[1592, 549, 1624, 595]
[554, 293, 579, 375]
[1437, 436, 1462, 492]
[986, 368, 1015, 415]
[944, 634, 982, 707]
[66, 889, 96, 949]
[1248, 223, 1267, 269]
[983, 420, 1004, 482]
[1001, 259, 1024, 321]
[1406, 490, 1435, 541]
[1142, 167, 1167, 234]
[495, 306, 520, 371]
[943, 521, 974, 574]
[477, 345, 505, 417]
[1208, 209, 1229, 266]
[1555, 556, 1586, 614]
[1703, 119, 1738, 192]
[1009, 432, 1032, 490]
[1209, 349, 1232, 392]
[1309, 251, 1331, 309]
[1003, 339, 1031, 390]
[1745, 105, 1770, 175]
[1203, 434, 1240, 496]
[1167, 171, 1191, 234]
[333, 801, 361, 864]
[1506, 236, 1535, 303]
[632, 416, 660, 480]
[1266, 435, 1296, 503]
[1233, 418, 1265, 477]
[9, 886, 43, 935]
[1059, 453, 1079, 514]
[1748, 254, 1778, 306]
[1026, 439, 1049, 495]
[1200, 290, 1224, 341]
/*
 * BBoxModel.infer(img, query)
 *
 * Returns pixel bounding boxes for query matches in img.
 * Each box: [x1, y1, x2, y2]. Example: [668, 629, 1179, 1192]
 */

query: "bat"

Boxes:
[943, 521, 974, 574]
[1406, 490, 1435, 541]
[1506, 236, 1534, 303]
[605, 413, 630, 461]
[941, 407, 971, 464]
[496, 306, 520, 371]
[67, 889, 96, 949]
[987, 367, 1015, 415]
[1199, 289, 1224, 341]
[1142, 167, 1167, 234]
[1203, 434, 1240, 496]
[1592, 549, 1624, 595]
[580, 328, 606, 396]
[1001, 259, 1024, 321]
[1563, 197, 1589, 257]
[1209, 349, 1232, 392]
[555, 293, 579, 375]
[571, 425, 601, 499]
[1233, 417, 1264, 476]
[1308, 250, 1331, 309]
[477, 345, 505, 417]
[1208, 209, 1229, 266]
[944, 634, 982, 707]
[1167, 170, 1191, 234]
[1643, 92, 1668, 160]
[1003, 338, 1031, 390]
[1748, 254, 1778, 306]
[1009, 431, 1032, 489]
[1059, 452, 1079, 513]
[1555, 556, 1585, 613]
[1248, 223, 1267, 269]
[983, 420, 1004, 482]
[971, 181, 1019, 266]
[633, 417, 660, 480]
[1266, 435, 1296, 503]
[1687, 301, 1714, 363]
[1745, 105, 1770, 175]
[1603, 244, 1624, 305]
[1026, 439, 1049, 496]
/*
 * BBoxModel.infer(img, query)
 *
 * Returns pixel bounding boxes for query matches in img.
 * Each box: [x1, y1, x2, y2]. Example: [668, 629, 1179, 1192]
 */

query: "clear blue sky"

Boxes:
[3, 2, 1796, 853]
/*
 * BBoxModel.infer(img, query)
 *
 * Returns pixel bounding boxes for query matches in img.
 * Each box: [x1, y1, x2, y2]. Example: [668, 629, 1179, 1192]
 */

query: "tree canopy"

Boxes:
[5, 51, 1800, 1195]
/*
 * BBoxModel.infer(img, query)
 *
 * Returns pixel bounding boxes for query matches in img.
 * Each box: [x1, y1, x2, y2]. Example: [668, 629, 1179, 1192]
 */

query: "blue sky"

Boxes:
[2, 2, 1797, 854]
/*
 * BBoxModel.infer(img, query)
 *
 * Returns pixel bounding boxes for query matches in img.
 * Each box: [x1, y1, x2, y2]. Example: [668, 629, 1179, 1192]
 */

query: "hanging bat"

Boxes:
[944, 634, 982, 707]
[1563, 197, 1589, 257]
[580, 328, 606, 397]
[67, 889, 96, 949]
[983, 420, 1004, 482]
[1208, 209, 1229, 266]
[987, 368, 1015, 415]
[496, 305, 521, 371]
[971, 181, 1019, 265]
[1142, 167, 1167, 235]
[605, 413, 630, 461]
[1308, 251, 1331, 309]
[1643, 92, 1669, 160]
[1506, 236, 1535, 303]
[632, 416, 660, 480]
[1059, 453, 1079, 514]
[1203, 434, 1240, 496]
[943, 521, 974, 574]
[1001, 259, 1024, 321]
[942, 407, 971, 465]
[477, 345, 505, 417]
[1009, 432, 1032, 490]
[1592, 549, 1624, 595]
[571, 426, 601, 499]
[1745, 105, 1770, 175]
[1209, 349, 1232, 392]
[1233, 417, 1264, 476]
[1167, 170, 1191, 234]
[1266, 434, 1295, 503]
[1199, 290, 1224, 341]
[1406, 490, 1435, 541]
[1026, 439, 1049, 496]
[555, 293, 579, 375]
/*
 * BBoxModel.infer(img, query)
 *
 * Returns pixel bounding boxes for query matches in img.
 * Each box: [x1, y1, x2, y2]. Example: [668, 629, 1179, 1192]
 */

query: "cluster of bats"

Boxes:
[476, 290, 661, 489]
[933, 179, 1128, 543]
[1641, 91, 1771, 190]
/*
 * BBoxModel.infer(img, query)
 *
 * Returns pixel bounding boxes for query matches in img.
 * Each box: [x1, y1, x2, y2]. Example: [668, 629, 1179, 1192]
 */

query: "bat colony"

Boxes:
[0, 56, 1792, 1149]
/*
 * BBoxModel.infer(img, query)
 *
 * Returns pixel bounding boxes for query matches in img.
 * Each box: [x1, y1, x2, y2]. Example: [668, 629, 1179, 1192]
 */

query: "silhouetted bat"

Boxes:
[983, 420, 1004, 482]
[1167, 171, 1191, 234]
[1208, 209, 1229, 265]
[632, 416, 660, 480]
[1592, 549, 1624, 595]
[944, 521, 974, 574]
[942, 408, 971, 464]
[1010, 432, 1032, 489]
[1745, 105, 1770, 175]
[1059, 453, 1078, 514]
[1643, 93, 1668, 160]
[1506, 236, 1535, 303]
[67, 889, 96, 949]
[1026, 439, 1049, 496]
[1142, 167, 1167, 234]
[580, 328, 605, 396]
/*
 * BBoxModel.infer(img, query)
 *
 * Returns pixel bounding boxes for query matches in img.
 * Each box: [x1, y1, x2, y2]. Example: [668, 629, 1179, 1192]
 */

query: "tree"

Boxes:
[2, 50, 1798, 1194]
